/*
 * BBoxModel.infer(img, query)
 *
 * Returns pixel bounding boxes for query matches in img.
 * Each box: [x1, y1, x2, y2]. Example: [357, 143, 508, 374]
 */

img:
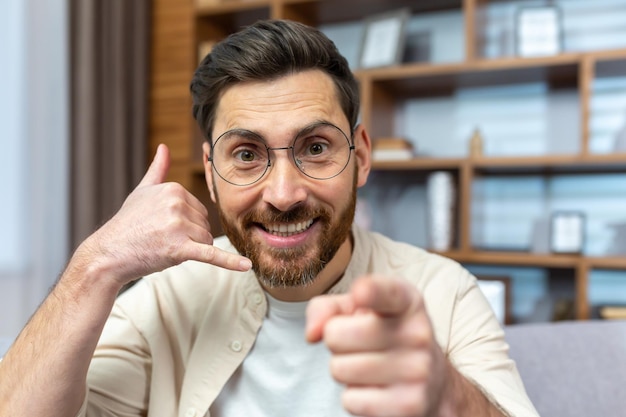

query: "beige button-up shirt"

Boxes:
[78, 225, 538, 417]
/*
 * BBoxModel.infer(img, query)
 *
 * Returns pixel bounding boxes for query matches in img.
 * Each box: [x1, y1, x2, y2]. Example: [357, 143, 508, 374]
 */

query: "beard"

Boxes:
[215, 176, 357, 289]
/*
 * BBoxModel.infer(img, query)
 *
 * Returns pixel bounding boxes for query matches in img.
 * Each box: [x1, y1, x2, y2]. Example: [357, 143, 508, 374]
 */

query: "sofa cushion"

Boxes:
[505, 320, 626, 417]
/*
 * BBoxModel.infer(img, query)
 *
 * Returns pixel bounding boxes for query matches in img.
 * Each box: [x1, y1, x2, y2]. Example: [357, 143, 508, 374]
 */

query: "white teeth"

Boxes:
[266, 219, 314, 237]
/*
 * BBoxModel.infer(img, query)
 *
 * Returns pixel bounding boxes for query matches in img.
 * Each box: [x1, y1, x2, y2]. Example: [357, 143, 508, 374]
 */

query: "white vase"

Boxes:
[426, 171, 455, 251]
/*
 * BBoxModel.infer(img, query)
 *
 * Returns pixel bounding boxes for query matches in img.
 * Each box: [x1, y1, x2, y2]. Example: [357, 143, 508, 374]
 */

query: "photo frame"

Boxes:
[515, 5, 563, 57]
[358, 8, 410, 69]
[476, 276, 512, 325]
[550, 211, 585, 254]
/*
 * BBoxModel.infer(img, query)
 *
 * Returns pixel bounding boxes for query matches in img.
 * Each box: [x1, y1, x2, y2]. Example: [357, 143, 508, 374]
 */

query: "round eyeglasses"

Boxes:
[208, 122, 355, 186]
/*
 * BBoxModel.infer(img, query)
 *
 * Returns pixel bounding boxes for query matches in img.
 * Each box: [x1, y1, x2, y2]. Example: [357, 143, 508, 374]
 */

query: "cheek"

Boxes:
[321, 177, 355, 210]
[215, 185, 257, 217]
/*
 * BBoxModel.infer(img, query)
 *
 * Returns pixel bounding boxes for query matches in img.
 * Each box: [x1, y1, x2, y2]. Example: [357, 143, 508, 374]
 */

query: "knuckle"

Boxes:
[404, 316, 432, 347]
[162, 181, 184, 194]
[202, 244, 216, 261]
[329, 356, 363, 384]
[400, 353, 428, 381]
[322, 321, 343, 351]
[328, 357, 344, 381]
[164, 216, 184, 231]
[164, 198, 186, 214]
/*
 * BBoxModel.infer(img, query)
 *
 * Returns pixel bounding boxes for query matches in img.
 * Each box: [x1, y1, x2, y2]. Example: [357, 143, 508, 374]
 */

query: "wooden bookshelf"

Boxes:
[150, 0, 626, 321]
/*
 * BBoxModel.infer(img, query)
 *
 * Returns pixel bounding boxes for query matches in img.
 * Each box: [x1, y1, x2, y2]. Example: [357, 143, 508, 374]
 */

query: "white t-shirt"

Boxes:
[210, 293, 353, 417]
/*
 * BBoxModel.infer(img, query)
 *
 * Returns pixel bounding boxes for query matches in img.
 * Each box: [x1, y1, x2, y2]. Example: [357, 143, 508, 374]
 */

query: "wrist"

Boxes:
[61, 243, 127, 302]
[436, 360, 461, 417]
[436, 359, 505, 417]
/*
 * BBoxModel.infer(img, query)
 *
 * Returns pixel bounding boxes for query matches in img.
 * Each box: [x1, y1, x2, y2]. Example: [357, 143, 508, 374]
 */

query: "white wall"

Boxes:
[0, 0, 69, 351]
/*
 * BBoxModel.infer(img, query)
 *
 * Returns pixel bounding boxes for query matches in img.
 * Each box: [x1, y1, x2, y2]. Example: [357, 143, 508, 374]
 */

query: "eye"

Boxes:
[236, 149, 256, 162]
[308, 142, 327, 155]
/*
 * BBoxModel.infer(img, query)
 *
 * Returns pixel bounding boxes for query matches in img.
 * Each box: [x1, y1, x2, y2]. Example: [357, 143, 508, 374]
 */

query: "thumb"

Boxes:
[138, 144, 170, 187]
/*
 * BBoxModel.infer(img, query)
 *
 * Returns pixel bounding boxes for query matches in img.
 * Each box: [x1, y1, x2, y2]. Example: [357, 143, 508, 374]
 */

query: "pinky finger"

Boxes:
[186, 241, 252, 272]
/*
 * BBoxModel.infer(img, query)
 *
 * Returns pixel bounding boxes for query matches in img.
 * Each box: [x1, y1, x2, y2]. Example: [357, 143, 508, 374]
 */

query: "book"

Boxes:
[372, 137, 415, 161]
[196, 0, 222, 7]
[599, 306, 626, 320]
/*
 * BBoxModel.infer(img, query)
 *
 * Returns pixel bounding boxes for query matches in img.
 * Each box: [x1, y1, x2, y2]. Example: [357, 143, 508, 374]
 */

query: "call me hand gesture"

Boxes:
[0, 144, 250, 417]
[78, 143, 251, 288]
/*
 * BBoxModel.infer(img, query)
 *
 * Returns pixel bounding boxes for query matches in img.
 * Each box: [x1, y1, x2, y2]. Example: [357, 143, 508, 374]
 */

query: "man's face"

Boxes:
[202, 70, 370, 291]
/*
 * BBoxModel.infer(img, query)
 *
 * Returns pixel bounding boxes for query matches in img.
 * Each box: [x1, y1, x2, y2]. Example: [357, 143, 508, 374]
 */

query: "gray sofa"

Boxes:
[505, 320, 626, 417]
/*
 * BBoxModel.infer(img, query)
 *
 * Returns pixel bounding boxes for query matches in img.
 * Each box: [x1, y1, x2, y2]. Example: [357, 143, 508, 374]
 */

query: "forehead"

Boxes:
[213, 70, 347, 138]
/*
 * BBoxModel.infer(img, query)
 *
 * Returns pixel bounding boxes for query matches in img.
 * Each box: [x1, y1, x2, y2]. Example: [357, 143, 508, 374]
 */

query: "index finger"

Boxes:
[305, 294, 355, 343]
[351, 276, 417, 317]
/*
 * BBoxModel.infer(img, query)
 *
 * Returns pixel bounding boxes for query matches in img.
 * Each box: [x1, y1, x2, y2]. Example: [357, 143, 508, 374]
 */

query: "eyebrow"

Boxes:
[216, 120, 344, 145]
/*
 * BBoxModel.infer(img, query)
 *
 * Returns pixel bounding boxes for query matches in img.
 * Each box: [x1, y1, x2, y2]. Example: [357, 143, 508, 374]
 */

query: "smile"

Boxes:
[263, 219, 314, 237]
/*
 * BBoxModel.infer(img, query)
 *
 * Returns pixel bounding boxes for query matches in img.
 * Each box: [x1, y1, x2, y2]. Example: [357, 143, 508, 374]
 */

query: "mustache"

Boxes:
[242, 205, 330, 226]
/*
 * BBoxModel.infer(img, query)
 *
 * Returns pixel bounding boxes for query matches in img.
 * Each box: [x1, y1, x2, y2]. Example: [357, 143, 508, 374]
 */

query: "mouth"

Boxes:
[261, 219, 315, 237]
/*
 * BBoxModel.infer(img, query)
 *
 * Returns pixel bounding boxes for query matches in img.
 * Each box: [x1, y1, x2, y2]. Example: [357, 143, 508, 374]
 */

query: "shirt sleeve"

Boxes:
[81, 301, 152, 417]
[446, 268, 539, 417]
[73, 385, 88, 417]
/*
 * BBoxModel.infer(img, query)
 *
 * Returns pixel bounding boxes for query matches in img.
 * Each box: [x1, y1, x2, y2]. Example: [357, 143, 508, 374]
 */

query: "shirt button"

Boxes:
[253, 292, 263, 305]
[230, 340, 242, 352]
[185, 408, 197, 417]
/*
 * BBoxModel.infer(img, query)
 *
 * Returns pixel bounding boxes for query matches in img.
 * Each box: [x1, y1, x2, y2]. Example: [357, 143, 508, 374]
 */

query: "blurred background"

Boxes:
[1, 0, 69, 352]
[1, 0, 147, 352]
[2, 0, 626, 353]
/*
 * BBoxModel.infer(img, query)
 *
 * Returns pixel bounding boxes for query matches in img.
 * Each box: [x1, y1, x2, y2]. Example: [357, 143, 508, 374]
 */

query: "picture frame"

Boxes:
[476, 276, 512, 325]
[550, 211, 585, 254]
[515, 5, 563, 57]
[358, 8, 410, 69]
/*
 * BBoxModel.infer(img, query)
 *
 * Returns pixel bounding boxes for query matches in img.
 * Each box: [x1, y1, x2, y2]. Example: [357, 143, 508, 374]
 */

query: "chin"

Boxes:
[252, 247, 327, 288]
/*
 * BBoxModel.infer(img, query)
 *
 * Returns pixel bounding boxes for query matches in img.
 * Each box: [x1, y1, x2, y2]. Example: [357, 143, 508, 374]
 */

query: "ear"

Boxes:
[202, 141, 217, 204]
[352, 124, 371, 188]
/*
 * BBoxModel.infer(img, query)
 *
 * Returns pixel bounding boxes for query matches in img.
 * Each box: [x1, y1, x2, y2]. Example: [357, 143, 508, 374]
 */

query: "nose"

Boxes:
[261, 151, 308, 212]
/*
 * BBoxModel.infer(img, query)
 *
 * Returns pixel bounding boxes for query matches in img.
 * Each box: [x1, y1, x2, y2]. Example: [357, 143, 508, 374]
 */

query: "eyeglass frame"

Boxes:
[207, 121, 356, 187]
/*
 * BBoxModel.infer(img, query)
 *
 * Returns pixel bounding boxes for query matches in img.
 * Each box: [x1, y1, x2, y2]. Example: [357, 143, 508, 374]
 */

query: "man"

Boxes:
[0, 20, 538, 417]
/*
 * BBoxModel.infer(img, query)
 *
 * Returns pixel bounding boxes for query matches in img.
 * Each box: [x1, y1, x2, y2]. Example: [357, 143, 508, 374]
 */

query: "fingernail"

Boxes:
[240, 258, 252, 271]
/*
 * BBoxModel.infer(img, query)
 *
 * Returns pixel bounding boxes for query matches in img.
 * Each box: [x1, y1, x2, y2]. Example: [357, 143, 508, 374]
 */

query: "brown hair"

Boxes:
[190, 19, 359, 141]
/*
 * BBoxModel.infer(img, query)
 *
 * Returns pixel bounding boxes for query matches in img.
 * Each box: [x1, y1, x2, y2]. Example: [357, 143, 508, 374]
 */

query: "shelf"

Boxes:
[587, 257, 626, 270]
[440, 250, 582, 269]
[588, 47, 626, 62]
[154, 0, 626, 322]
[435, 251, 626, 271]
[371, 157, 464, 171]
[196, 0, 271, 15]
[370, 154, 626, 174]
[472, 154, 626, 174]
[359, 52, 583, 79]
[196, 0, 462, 24]
[195, 0, 271, 36]
[357, 53, 582, 97]
[279, 0, 461, 23]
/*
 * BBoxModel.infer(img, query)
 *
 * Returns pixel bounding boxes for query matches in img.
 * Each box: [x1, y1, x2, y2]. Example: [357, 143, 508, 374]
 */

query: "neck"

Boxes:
[263, 234, 353, 302]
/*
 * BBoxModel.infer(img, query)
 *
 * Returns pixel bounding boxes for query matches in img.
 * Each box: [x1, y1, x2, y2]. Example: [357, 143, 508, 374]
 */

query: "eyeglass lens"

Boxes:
[210, 123, 353, 186]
